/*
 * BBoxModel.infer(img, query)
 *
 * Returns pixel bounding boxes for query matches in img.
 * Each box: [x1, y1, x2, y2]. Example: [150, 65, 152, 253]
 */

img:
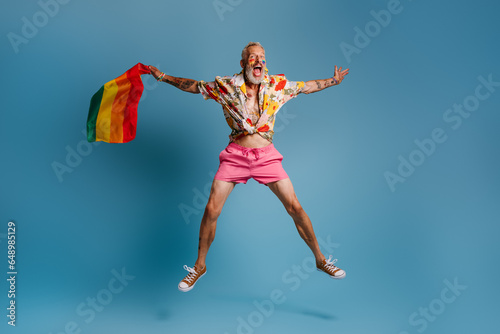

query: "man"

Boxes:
[149, 42, 349, 292]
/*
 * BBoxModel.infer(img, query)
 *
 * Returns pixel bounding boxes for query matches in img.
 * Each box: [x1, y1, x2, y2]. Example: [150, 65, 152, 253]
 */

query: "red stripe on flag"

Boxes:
[122, 63, 150, 142]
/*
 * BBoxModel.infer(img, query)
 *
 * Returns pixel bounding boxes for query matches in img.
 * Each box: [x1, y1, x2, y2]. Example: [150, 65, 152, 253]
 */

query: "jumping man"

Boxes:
[148, 42, 349, 292]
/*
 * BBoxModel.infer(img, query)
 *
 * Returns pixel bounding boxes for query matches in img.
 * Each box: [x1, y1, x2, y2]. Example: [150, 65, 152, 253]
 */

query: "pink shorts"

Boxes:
[214, 142, 289, 185]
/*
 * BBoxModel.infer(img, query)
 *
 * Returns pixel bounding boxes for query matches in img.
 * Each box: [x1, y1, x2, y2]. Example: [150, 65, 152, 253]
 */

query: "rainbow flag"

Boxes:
[87, 63, 150, 143]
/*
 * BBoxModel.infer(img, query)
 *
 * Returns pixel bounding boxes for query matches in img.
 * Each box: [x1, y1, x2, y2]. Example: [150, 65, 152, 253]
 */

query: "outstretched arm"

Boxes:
[301, 65, 349, 94]
[149, 65, 200, 94]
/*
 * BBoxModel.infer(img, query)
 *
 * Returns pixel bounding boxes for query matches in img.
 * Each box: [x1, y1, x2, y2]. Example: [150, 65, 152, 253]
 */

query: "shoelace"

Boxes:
[324, 255, 339, 271]
[183, 265, 198, 283]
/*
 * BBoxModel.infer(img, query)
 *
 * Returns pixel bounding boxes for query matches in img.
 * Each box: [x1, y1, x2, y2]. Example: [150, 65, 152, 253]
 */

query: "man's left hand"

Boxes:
[334, 65, 349, 84]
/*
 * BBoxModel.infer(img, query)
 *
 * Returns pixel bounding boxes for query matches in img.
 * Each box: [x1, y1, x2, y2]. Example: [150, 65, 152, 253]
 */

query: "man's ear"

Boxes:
[240, 59, 244, 69]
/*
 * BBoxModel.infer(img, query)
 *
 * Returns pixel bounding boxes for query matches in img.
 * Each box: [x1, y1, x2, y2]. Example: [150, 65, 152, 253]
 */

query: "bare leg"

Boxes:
[194, 179, 236, 270]
[267, 178, 325, 264]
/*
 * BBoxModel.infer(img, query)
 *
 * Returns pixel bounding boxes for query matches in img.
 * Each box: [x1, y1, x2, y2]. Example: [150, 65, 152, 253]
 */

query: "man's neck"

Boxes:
[245, 81, 260, 91]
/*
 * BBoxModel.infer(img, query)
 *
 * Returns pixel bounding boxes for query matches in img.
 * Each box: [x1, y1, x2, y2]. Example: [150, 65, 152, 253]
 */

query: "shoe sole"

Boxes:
[317, 268, 346, 280]
[178, 271, 206, 292]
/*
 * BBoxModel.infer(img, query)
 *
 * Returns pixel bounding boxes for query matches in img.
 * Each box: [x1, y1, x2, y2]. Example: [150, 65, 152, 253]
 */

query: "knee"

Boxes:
[204, 201, 222, 221]
[286, 199, 303, 217]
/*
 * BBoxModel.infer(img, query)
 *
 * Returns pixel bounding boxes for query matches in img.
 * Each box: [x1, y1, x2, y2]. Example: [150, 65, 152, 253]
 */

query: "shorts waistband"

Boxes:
[227, 142, 275, 154]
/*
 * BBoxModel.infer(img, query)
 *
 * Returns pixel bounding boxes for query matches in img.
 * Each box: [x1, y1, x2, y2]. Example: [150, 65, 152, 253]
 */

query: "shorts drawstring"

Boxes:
[241, 147, 261, 160]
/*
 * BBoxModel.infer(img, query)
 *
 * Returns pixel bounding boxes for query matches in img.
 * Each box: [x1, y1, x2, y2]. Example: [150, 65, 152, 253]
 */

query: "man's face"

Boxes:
[241, 46, 266, 85]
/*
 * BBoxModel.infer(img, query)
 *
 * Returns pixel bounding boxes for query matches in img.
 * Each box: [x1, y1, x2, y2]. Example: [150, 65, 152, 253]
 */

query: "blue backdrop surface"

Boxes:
[1, 0, 499, 333]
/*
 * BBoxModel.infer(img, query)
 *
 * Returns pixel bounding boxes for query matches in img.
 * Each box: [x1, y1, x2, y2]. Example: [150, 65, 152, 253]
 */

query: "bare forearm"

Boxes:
[148, 65, 200, 93]
[160, 74, 200, 94]
[302, 77, 338, 94]
[302, 66, 349, 95]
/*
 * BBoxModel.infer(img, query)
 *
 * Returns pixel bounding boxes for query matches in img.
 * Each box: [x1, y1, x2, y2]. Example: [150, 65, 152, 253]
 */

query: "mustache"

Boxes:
[248, 62, 264, 69]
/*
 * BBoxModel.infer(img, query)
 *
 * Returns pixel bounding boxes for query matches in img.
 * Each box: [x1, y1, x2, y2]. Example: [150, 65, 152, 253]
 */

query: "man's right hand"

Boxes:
[148, 65, 161, 79]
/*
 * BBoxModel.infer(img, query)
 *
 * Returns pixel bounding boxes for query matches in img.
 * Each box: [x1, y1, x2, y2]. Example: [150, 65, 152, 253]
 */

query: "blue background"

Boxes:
[1, 0, 499, 333]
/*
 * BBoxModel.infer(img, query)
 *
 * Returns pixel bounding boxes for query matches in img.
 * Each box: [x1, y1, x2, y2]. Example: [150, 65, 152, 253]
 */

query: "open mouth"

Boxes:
[252, 65, 263, 77]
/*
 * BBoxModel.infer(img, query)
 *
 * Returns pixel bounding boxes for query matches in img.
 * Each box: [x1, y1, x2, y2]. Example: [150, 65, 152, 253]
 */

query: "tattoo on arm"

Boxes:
[165, 77, 180, 88]
[180, 79, 195, 90]
[305, 78, 338, 94]
[165, 77, 196, 91]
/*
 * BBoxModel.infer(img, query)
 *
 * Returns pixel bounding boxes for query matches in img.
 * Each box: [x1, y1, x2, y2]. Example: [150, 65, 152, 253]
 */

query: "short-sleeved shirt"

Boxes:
[198, 70, 305, 143]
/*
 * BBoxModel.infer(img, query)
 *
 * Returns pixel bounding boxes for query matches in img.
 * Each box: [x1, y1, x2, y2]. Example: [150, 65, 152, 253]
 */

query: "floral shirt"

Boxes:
[198, 69, 305, 143]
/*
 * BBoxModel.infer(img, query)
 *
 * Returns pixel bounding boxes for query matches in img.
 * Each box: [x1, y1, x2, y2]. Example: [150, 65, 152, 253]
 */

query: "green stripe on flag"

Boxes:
[87, 85, 105, 142]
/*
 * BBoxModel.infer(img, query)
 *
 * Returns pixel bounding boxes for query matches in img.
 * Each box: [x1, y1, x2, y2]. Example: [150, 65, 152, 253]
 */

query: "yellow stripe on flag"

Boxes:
[95, 79, 119, 142]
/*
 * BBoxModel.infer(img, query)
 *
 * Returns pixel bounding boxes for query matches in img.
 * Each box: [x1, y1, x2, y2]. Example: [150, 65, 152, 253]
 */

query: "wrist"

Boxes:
[156, 72, 166, 82]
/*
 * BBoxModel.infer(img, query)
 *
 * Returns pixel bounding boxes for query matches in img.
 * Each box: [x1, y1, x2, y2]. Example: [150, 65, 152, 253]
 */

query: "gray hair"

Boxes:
[241, 42, 265, 62]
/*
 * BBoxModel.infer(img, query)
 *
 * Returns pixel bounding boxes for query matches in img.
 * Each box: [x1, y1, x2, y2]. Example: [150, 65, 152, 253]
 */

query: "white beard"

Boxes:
[245, 64, 264, 85]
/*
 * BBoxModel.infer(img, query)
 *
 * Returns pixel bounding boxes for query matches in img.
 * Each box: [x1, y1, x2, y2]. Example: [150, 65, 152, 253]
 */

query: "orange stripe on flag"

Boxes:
[109, 73, 131, 143]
